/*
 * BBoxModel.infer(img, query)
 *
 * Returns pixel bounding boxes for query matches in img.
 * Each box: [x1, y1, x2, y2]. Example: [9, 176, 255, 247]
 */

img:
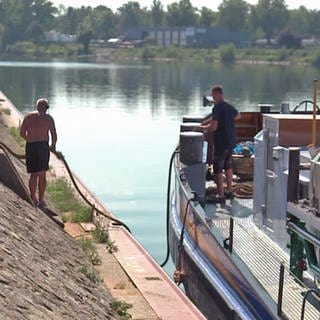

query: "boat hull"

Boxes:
[169, 207, 240, 320]
[168, 160, 277, 320]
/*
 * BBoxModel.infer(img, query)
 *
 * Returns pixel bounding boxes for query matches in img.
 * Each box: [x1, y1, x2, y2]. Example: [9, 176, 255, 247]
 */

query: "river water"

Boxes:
[0, 60, 319, 274]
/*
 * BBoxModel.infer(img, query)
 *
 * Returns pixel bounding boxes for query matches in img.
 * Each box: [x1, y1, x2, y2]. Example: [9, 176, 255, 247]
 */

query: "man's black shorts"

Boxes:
[213, 149, 233, 174]
[26, 141, 50, 173]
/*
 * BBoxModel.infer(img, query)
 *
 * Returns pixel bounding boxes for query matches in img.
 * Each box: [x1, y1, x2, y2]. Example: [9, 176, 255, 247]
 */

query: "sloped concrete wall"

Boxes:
[0, 152, 31, 204]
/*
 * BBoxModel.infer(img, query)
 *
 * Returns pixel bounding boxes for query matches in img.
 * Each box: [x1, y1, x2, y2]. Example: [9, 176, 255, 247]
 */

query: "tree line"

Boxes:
[0, 0, 320, 52]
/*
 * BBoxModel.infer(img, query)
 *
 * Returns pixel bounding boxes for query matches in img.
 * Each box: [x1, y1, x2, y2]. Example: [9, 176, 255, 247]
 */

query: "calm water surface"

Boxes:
[1, 60, 319, 274]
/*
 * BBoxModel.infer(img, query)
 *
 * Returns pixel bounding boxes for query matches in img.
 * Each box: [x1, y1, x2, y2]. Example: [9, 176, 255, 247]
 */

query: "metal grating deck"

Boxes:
[207, 199, 320, 320]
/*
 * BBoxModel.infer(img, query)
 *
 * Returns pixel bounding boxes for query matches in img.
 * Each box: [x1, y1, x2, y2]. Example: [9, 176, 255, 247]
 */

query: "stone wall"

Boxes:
[0, 182, 118, 319]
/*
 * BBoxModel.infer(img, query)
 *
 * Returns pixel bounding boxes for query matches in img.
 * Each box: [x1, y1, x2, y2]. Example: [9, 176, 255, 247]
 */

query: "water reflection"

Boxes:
[0, 60, 319, 268]
[0, 61, 319, 115]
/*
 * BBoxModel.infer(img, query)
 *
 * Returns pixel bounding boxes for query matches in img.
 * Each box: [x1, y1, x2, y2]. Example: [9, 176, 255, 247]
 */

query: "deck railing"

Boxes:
[213, 215, 320, 320]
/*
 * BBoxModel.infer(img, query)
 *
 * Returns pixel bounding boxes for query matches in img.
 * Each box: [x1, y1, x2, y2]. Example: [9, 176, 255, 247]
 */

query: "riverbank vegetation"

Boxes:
[4, 42, 80, 59]
[9, 126, 25, 149]
[105, 45, 320, 66]
[47, 177, 92, 223]
[93, 225, 118, 253]
[1, 0, 320, 66]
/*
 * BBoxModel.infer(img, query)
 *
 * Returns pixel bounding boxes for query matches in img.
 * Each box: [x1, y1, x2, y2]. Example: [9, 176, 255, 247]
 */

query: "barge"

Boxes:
[168, 99, 320, 319]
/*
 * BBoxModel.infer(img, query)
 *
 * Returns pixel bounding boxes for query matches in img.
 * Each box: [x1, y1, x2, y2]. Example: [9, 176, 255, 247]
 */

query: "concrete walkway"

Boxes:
[0, 90, 205, 320]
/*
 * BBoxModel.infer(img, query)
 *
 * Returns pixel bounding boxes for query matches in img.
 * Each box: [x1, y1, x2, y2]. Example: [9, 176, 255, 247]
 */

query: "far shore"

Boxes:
[1, 44, 319, 67]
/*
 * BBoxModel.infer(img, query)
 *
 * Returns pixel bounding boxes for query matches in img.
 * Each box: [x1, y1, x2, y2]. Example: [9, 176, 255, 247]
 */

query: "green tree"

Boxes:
[77, 15, 93, 53]
[308, 10, 320, 37]
[0, 23, 5, 51]
[218, 0, 249, 31]
[0, 0, 56, 48]
[55, 7, 79, 35]
[0, 0, 27, 47]
[29, 0, 57, 30]
[117, 2, 149, 32]
[198, 7, 217, 27]
[277, 27, 301, 48]
[166, 0, 197, 27]
[219, 43, 235, 63]
[25, 21, 45, 44]
[254, 0, 289, 45]
[91, 6, 116, 39]
[151, 0, 165, 26]
[288, 6, 310, 36]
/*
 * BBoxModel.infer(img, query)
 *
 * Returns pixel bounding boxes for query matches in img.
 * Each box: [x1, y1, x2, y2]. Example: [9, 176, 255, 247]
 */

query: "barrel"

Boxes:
[182, 115, 205, 123]
[179, 132, 203, 165]
[180, 122, 201, 132]
[280, 102, 290, 114]
[258, 104, 274, 113]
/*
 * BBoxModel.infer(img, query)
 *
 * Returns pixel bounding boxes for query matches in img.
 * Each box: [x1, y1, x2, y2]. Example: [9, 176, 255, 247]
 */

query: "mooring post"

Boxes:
[229, 217, 234, 254]
[277, 262, 285, 316]
[287, 147, 300, 203]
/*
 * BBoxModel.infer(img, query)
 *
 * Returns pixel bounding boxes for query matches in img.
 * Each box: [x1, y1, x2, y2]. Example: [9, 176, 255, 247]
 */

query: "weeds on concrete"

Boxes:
[92, 225, 109, 243]
[114, 281, 126, 290]
[109, 300, 132, 319]
[0, 108, 11, 115]
[47, 178, 91, 222]
[77, 237, 102, 265]
[106, 239, 118, 254]
[92, 224, 118, 253]
[79, 265, 101, 283]
[9, 126, 25, 149]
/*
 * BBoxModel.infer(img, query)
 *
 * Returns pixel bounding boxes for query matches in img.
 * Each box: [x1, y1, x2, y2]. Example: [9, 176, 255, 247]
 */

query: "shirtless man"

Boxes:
[20, 98, 57, 207]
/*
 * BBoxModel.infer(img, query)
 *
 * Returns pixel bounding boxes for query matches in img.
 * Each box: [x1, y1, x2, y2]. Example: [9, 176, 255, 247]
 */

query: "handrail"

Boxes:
[287, 222, 320, 248]
[223, 217, 234, 253]
[160, 147, 179, 267]
[300, 289, 320, 320]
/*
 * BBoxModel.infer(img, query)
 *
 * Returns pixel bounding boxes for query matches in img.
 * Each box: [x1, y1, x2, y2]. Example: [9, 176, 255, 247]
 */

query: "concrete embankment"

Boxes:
[0, 183, 118, 319]
[0, 91, 205, 320]
[0, 93, 119, 319]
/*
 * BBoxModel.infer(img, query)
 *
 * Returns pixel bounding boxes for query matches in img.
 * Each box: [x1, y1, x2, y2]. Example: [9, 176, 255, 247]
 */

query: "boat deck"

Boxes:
[204, 198, 320, 320]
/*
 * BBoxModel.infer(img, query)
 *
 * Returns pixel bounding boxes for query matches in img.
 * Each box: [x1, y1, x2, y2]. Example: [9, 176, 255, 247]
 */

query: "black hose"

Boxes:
[160, 147, 179, 268]
[0, 142, 26, 166]
[52, 150, 131, 233]
[0, 141, 131, 233]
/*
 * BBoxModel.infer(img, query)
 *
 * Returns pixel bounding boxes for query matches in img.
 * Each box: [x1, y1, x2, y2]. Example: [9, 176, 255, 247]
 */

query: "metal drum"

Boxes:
[182, 115, 205, 123]
[280, 102, 290, 114]
[258, 103, 274, 113]
[179, 132, 203, 165]
[180, 122, 201, 132]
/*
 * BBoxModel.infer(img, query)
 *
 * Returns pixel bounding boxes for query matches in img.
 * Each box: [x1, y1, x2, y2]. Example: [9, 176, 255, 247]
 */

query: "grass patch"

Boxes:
[0, 108, 11, 115]
[9, 126, 25, 148]
[6, 41, 80, 58]
[77, 237, 101, 265]
[114, 281, 126, 290]
[80, 265, 101, 283]
[103, 46, 320, 65]
[47, 177, 91, 222]
[110, 300, 132, 319]
[92, 224, 118, 253]
[106, 239, 118, 253]
[92, 225, 109, 243]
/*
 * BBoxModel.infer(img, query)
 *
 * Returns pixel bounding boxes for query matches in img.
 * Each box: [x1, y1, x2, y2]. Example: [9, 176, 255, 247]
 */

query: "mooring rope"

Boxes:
[0, 141, 131, 233]
[232, 182, 253, 199]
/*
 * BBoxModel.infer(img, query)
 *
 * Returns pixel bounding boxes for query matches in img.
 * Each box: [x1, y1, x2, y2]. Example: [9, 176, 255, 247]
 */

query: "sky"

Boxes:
[51, 0, 319, 12]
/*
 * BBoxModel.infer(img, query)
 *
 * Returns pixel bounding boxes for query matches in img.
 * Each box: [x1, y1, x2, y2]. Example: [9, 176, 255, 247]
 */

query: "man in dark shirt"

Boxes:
[201, 85, 240, 203]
